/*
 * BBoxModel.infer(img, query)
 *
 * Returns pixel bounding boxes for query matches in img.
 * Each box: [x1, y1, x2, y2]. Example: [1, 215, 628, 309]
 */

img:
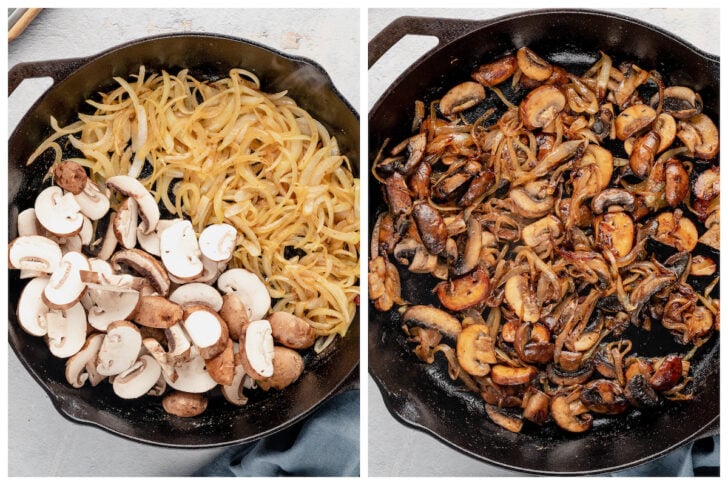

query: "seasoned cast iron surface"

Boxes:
[9, 33, 359, 447]
[368, 10, 718, 474]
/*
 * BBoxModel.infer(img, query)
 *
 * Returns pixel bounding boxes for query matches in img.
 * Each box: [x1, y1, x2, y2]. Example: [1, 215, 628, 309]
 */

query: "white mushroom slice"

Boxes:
[8, 235, 62, 274]
[87, 290, 141, 332]
[19, 269, 45, 279]
[243, 320, 275, 378]
[182, 306, 229, 359]
[160, 220, 203, 281]
[217, 268, 271, 321]
[136, 219, 178, 257]
[46, 303, 87, 358]
[221, 364, 249, 406]
[105, 175, 160, 234]
[170, 283, 223, 312]
[169, 255, 222, 285]
[59, 234, 83, 254]
[42, 251, 90, 310]
[110, 248, 170, 295]
[96, 320, 142, 376]
[94, 212, 118, 261]
[142, 338, 178, 382]
[112, 354, 162, 399]
[65, 333, 105, 388]
[16, 277, 51, 336]
[17, 208, 42, 236]
[74, 180, 111, 221]
[199, 223, 237, 262]
[147, 374, 167, 396]
[163, 348, 217, 393]
[165, 323, 193, 364]
[113, 198, 138, 249]
[79, 216, 94, 246]
[35, 186, 84, 237]
[81, 270, 148, 294]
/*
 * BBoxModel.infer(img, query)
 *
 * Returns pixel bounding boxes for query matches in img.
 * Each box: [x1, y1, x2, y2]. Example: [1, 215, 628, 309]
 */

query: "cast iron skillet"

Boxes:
[8, 33, 359, 447]
[368, 10, 719, 475]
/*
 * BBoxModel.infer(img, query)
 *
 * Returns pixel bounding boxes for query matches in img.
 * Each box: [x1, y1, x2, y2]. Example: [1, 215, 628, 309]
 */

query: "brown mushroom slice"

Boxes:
[169, 283, 224, 312]
[613, 64, 650, 107]
[162, 391, 208, 417]
[412, 200, 447, 255]
[625, 374, 661, 409]
[471, 54, 517, 87]
[649, 354, 683, 392]
[16, 277, 52, 336]
[205, 339, 235, 386]
[615, 105, 656, 141]
[652, 86, 703, 119]
[654, 113, 677, 153]
[510, 186, 554, 219]
[689, 255, 717, 276]
[678, 113, 719, 159]
[485, 404, 523, 433]
[134, 295, 183, 329]
[522, 389, 551, 426]
[257, 346, 305, 391]
[397, 133, 428, 176]
[269, 311, 316, 350]
[516, 47, 552, 81]
[110, 248, 170, 295]
[591, 189, 635, 215]
[65, 333, 105, 388]
[199, 223, 237, 263]
[580, 379, 629, 415]
[456, 324, 496, 377]
[687, 306, 714, 341]
[217, 268, 271, 321]
[241, 319, 276, 379]
[182, 305, 229, 360]
[435, 268, 490, 312]
[42, 251, 90, 310]
[105, 175, 160, 235]
[219, 293, 250, 341]
[490, 364, 537, 386]
[551, 394, 593, 433]
[692, 166, 719, 202]
[521, 215, 562, 247]
[504, 274, 539, 323]
[439, 81, 485, 117]
[629, 130, 661, 179]
[547, 362, 594, 386]
[515, 323, 555, 365]
[34, 186, 84, 237]
[112, 354, 162, 399]
[653, 211, 699, 252]
[519, 85, 566, 130]
[594, 212, 635, 258]
[45, 303, 87, 358]
[664, 159, 690, 207]
[96, 320, 142, 376]
[113, 197, 138, 249]
[222, 364, 249, 406]
[402, 305, 461, 339]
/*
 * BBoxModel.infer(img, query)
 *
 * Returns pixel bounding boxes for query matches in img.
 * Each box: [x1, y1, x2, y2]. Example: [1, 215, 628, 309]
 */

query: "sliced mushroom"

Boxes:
[219, 293, 250, 341]
[594, 212, 634, 258]
[16, 277, 52, 336]
[17, 208, 42, 236]
[653, 211, 699, 252]
[198, 223, 237, 263]
[485, 404, 523, 433]
[397, 133, 428, 176]
[8, 235, 62, 274]
[522, 389, 551, 426]
[439, 81, 485, 116]
[551, 393, 592, 433]
[221, 364, 249, 406]
[110, 248, 170, 295]
[87, 288, 141, 332]
[625, 374, 661, 409]
[629, 130, 661, 178]
[412, 200, 447, 255]
[163, 347, 217, 393]
[162, 391, 208, 417]
[435, 268, 490, 312]
[105, 175, 160, 234]
[579, 379, 629, 414]
[664, 159, 690, 207]
[240, 319, 275, 379]
[134, 295, 183, 329]
[504, 274, 539, 323]
[517, 47, 553, 82]
[402, 305, 462, 340]
[677, 113, 719, 159]
[34, 186, 84, 237]
[160, 219, 203, 281]
[205, 339, 235, 386]
[74, 180, 111, 221]
[65, 333, 105, 388]
[471, 54, 517, 87]
[521, 215, 562, 247]
[113, 197, 138, 249]
[654, 113, 677, 153]
[53, 161, 88, 195]
[519, 85, 566, 130]
[452, 216, 482, 276]
[692, 166, 719, 201]
[456, 323, 496, 376]
[257, 346, 305, 391]
[42, 251, 90, 310]
[649, 354, 683, 392]
[269, 311, 316, 350]
[169, 283, 223, 312]
[183, 305, 229, 359]
[136, 219, 179, 257]
[45, 303, 87, 358]
[217, 268, 271, 321]
[490, 364, 537, 386]
[689, 255, 716, 276]
[509, 185, 554, 219]
[96, 320, 142, 376]
[615, 104, 656, 141]
[651, 86, 703, 119]
[112, 354, 162, 399]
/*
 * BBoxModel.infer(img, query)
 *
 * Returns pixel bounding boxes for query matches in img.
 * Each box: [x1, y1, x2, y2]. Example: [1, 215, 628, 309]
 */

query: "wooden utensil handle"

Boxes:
[8, 8, 42, 42]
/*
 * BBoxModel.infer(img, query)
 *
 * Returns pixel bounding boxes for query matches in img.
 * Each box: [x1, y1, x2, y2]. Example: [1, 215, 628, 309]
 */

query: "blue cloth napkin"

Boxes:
[609, 435, 719, 476]
[194, 389, 360, 477]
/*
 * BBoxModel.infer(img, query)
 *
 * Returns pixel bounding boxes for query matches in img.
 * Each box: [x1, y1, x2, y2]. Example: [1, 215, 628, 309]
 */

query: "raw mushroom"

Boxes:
[87, 288, 141, 332]
[112, 354, 162, 399]
[8, 235, 62, 274]
[218, 293, 249, 341]
[221, 364, 249, 406]
[113, 197, 138, 249]
[53, 161, 88, 195]
[198, 223, 237, 263]
[105, 175, 160, 234]
[268, 311, 316, 350]
[17, 208, 42, 236]
[240, 319, 275, 379]
[74, 179, 111, 221]
[162, 391, 208, 417]
[96, 320, 142, 376]
[34, 186, 84, 237]
[169, 283, 223, 312]
[136, 219, 179, 257]
[16, 277, 51, 336]
[110, 248, 170, 295]
[160, 219, 203, 282]
[133, 295, 183, 329]
[182, 305, 229, 359]
[256, 346, 304, 391]
[46, 303, 87, 358]
[65, 333, 105, 388]
[163, 348, 217, 393]
[217, 268, 271, 321]
[42, 251, 90, 310]
[205, 339, 235, 386]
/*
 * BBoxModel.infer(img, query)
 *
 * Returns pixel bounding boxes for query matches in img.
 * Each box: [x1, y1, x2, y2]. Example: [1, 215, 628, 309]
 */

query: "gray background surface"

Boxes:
[367, 7, 719, 477]
[8, 8, 359, 477]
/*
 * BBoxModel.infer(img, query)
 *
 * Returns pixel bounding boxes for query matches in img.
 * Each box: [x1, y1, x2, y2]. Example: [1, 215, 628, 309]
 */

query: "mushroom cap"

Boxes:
[16, 277, 52, 336]
[112, 354, 162, 399]
[105, 175, 160, 234]
[8, 235, 63, 274]
[35, 186, 84, 237]
[199, 223, 237, 262]
[257, 346, 305, 391]
[42, 251, 90, 310]
[53, 161, 88, 195]
[46, 303, 88, 358]
[183, 305, 229, 359]
[216, 268, 271, 321]
[96, 320, 142, 376]
[160, 220, 204, 281]
[133, 295, 183, 329]
[519, 85, 566, 130]
[439, 82, 485, 117]
[162, 391, 208, 417]
[269, 311, 316, 350]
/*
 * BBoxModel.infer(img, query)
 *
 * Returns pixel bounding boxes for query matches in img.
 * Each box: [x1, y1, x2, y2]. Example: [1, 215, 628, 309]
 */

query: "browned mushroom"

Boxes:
[593, 211, 635, 258]
[439, 82, 486, 117]
[402, 305, 462, 339]
[471, 54, 517, 87]
[551, 392, 593, 433]
[651, 86, 703, 119]
[629, 130, 661, 178]
[522, 389, 551, 425]
[664, 158, 690, 207]
[490, 364, 537, 386]
[654, 113, 677, 153]
[615, 104, 656, 140]
[677, 113, 719, 159]
[590, 188, 635, 214]
[517, 47, 553, 81]
[435, 268, 490, 312]
[485, 404, 523, 433]
[519, 85, 566, 130]
[456, 323, 496, 376]
[649, 354, 683, 392]
[412, 200, 448, 255]
[580, 379, 629, 414]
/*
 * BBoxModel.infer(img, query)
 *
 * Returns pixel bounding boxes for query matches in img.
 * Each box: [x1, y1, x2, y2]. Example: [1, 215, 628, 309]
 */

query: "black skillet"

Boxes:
[368, 10, 719, 475]
[8, 33, 359, 447]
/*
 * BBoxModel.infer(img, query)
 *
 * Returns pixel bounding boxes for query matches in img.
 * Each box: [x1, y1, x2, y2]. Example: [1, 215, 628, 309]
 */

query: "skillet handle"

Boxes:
[368, 16, 487, 68]
[8, 56, 91, 96]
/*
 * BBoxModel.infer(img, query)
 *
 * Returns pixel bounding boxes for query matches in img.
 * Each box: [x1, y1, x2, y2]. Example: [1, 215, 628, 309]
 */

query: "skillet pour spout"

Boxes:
[368, 10, 718, 475]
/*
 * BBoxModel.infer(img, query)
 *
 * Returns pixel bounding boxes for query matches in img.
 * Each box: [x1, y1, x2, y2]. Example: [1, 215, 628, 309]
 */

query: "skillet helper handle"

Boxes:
[368, 15, 488, 68]
[8, 56, 91, 96]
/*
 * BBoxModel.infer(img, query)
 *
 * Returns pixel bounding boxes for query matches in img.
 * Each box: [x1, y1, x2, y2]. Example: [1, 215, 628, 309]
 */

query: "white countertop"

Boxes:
[7, 8, 359, 477]
[367, 7, 718, 477]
